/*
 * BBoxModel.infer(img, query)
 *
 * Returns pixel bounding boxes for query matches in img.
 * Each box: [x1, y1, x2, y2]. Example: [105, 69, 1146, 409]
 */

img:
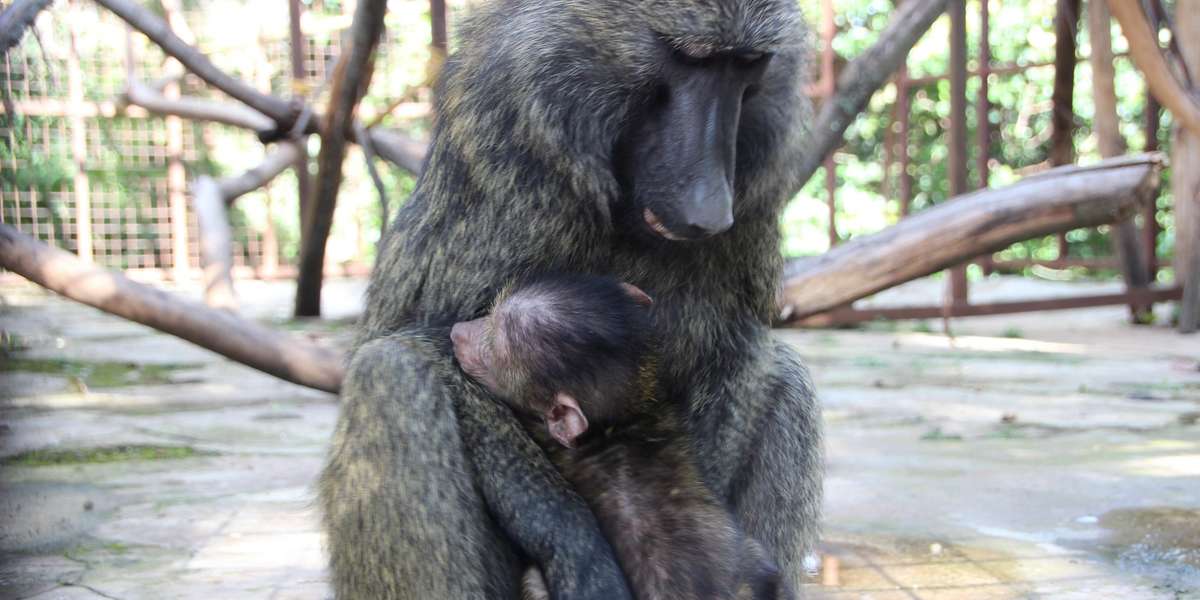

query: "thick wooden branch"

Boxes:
[124, 81, 275, 134]
[795, 0, 950, 186]
[217, 141, 303, 202]
[295, 0, 388, 317]
[0, 224, 343, 393]
[1108, 0, 1200, 139]
[367, 127, 427, 175]
[191, 176, 237, 310]
[95, 0, 305, 135]
[190, 142, 303, 309]
[1088, 0, 1151, 320]
[0, 0, 52, 53]
[781, 154, 1165, 321]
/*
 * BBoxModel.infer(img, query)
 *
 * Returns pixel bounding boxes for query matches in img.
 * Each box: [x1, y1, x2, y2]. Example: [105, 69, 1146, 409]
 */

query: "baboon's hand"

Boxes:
[541, 536, 633, 600]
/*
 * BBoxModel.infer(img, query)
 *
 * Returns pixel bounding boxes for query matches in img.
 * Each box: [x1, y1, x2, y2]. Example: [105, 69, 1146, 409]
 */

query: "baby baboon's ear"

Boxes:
[545, 392, 589, 448]
[619, 283, 653, 307]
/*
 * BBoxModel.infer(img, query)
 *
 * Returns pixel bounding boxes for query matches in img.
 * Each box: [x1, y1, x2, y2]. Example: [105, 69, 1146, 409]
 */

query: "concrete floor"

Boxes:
[1, 277, 1197, 599]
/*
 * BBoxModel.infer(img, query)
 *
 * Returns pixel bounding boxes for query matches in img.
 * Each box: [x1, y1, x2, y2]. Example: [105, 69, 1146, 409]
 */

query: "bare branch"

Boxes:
[0, 224, 344, 393]
[367, 127, 427, 175]
[1108, 0, 1200, 139]
[795, 0, 950, 186]
[0, 0, 52, 54]
[217, 141, 304, 202]
[354, 122, 390, 238]
[781, 154, 1165, 321]
[191, 176, 237, 310]
[124, 80, 275, 133]
[95, 0, 305, 135]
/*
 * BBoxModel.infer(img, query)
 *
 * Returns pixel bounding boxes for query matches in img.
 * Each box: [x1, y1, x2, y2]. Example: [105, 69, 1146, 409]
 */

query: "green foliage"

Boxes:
[783, 0, 1172, 278]
[2, 445, 206, 467]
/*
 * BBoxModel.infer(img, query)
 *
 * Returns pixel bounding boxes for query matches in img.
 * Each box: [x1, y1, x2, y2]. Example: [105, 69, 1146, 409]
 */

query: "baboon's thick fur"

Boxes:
[320, 1, 822, 598]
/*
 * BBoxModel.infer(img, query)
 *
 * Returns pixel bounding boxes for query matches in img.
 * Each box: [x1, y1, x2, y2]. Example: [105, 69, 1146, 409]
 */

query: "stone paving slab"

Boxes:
[2, 278, 1198, 599]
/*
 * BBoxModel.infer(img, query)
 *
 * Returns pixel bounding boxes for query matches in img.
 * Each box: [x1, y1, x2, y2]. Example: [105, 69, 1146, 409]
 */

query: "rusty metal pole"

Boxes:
[288, 0, 314, 228]
[66, 2, 92, 263]
[1051, 0, 1080, 259]
[821, 0, 837, 247]
[947, 0, 969, 305]
[976, 0, 994, 275]
[898, 67, 912, 217]
[1144, 97, 1161, 279]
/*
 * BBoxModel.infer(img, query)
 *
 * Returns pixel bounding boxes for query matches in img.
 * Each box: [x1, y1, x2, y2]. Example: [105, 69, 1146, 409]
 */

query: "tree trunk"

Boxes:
[780, 155, 1163, 320]
[1088, 0, 1152, 321]
[294, 0, 388, 317]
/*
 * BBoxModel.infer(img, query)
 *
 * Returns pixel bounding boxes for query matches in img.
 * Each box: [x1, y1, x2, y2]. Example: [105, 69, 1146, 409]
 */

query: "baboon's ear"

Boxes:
[546, 392, 589, 448]
[619, 283, 653, 307]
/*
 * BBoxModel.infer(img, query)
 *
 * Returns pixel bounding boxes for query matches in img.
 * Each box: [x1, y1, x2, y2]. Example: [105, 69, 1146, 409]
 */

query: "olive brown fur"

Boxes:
[318, 0, 823, 598]
[454, 274, 794, 600]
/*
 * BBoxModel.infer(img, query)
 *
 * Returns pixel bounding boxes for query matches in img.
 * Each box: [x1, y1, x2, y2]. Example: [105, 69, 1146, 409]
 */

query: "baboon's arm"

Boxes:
[455, 384, 635, 600]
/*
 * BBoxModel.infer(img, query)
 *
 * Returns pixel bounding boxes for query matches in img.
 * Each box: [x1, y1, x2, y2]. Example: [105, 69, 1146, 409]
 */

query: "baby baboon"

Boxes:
[452, 274, 793, 600]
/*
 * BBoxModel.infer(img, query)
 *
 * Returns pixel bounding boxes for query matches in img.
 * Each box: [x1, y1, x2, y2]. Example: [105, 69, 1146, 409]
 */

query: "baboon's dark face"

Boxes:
[603, 0, 804, 243]
[443, 0, 806, 244]
[615, 47, 771, 242]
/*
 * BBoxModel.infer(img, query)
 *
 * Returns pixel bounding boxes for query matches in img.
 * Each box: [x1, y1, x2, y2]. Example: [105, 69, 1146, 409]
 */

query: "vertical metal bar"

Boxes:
[898, 66, 912, 217]
[1051, 0, 1081, 258]
[430, 0, 448, 53]
[67, 3, 92, 263]
[976, 0, 994, 274]
[822, 0, 837, 247]
[289, 0, 313, 238]
[948, 0, 968, 304]
[166, 81, 188, 282]
[1143, 97, 1161, 279]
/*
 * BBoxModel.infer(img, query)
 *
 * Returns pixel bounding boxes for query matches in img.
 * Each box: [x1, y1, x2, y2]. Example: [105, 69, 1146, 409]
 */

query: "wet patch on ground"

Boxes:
[1096, 507, 1200, 594]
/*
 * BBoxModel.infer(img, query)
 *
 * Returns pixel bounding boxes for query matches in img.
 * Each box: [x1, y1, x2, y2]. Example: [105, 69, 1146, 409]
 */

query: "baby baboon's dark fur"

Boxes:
[452, 274, 793, 600]
[319, 0, 822, 598]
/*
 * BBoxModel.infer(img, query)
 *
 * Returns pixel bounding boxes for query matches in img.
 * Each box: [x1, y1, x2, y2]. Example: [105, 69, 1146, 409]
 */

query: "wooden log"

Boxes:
[0, 224, 344, 393]
[780, 154, 1164, 321]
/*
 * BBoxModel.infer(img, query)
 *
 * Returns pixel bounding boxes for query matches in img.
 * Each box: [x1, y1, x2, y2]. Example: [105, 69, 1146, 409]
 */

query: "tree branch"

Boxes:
[123, 80, 275, 134]
[366, 127, 427, 176]
[0, 0, 52, 54]
[95, 0, 305, 137]
[795, 0, 950, 186]
[781, 154, 1165, 321]
[217, 141, 304, 202]
[0, 224, 344, 393]
[1107, 0, 1200, 139]
[189, 142, 303, 310]
[295, 0, 388, 317]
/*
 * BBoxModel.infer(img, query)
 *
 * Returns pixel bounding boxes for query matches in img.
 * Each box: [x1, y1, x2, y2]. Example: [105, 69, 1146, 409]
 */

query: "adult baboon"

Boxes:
[319, 0, 822, 598]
